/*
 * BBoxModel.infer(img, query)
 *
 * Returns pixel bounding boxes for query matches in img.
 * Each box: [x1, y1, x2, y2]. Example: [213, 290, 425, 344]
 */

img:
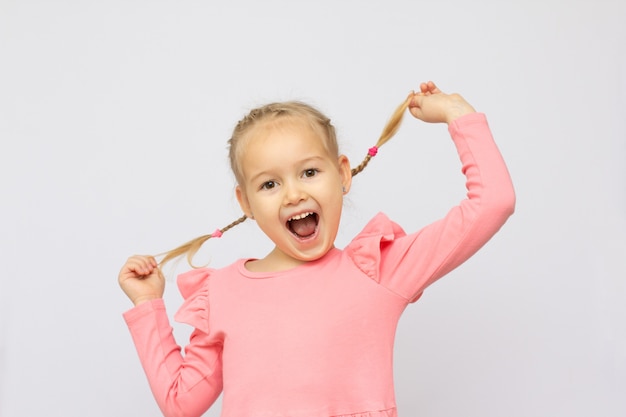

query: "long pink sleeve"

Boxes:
[124, 299, 223, 417]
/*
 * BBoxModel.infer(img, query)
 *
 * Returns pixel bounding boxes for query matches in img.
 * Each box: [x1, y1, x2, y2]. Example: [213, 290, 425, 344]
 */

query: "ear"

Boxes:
[337, 154, 352, 194]
[235, 185, 253, 218]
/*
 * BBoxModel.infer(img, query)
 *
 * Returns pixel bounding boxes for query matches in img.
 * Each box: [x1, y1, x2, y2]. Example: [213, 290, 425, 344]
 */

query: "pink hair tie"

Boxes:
[211, 229, 223, 238]
[368, 146, 378, 157]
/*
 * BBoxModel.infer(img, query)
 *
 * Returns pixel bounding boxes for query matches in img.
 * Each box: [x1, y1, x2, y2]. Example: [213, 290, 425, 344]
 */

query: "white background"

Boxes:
[1, 1, 624, 416]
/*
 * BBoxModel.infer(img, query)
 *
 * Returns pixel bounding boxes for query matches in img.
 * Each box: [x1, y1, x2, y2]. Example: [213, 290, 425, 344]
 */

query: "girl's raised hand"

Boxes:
[408, 81, 476, 124]
[118, 255, 165, 306]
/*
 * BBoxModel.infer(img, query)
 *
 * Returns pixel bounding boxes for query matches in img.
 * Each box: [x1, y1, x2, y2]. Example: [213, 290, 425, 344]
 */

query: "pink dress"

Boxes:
[124, 113, 515, 417]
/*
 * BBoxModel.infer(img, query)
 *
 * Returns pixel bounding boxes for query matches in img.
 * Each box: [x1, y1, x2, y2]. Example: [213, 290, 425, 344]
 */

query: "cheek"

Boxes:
[325, 189, 345, 211]
[248, 195, 278, 219]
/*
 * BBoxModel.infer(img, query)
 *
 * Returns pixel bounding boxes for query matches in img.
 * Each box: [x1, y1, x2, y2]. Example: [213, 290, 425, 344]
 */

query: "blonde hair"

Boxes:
[159, 95, 412, 268]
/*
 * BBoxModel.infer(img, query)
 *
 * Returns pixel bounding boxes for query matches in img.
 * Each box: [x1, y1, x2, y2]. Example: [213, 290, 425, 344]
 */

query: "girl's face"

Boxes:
[236, 118, 352, 271]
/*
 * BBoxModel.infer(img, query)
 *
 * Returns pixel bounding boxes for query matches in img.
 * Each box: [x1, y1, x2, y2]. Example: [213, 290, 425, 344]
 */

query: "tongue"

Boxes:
[291, 216, 316, 237]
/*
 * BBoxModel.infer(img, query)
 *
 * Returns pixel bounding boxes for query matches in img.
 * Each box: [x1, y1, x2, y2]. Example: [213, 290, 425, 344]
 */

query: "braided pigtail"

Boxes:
[158, 215, 247, 269]
[351, 94, 412, 177]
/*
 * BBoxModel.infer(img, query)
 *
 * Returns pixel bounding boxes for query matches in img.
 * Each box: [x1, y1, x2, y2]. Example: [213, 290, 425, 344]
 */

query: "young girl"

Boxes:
[119, 81, 515, 417]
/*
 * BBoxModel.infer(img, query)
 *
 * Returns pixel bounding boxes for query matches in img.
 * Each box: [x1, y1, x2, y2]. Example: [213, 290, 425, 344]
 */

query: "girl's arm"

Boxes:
[406, 82, 515, 298]
[350, 82, 515, 301]
[120, 258, 222, 417]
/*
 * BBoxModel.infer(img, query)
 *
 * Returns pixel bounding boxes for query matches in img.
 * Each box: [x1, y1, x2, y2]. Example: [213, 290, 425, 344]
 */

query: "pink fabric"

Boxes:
[124, 113, 515, 417]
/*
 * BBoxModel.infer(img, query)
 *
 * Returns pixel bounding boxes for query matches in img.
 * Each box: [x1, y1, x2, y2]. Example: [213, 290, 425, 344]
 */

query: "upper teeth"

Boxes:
[289, 212, 313, 221]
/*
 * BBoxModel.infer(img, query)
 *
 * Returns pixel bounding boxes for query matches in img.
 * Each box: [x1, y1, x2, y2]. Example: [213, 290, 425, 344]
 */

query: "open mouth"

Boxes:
[287, 212, 319, 239]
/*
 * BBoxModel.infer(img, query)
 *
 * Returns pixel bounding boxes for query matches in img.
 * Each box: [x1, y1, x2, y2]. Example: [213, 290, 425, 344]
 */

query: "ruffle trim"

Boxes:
[331, 407, 397, 417]
[345, 212, 406, 283]
[173, 267, 214, 333]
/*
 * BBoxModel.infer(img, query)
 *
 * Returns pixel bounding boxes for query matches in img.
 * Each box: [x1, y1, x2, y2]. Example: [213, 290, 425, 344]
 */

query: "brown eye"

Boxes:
[261, 181, 276, 190]
[303, 169, 318, 178]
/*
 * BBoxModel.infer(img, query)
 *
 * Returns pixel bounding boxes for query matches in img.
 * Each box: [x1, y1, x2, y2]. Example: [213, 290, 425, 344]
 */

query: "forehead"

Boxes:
[239, 117, 335, 177]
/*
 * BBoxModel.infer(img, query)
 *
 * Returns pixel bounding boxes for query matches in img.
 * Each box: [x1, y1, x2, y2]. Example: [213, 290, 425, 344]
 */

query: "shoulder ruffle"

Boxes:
[173, 268, 214, 334]
[345, 212, 406, 283]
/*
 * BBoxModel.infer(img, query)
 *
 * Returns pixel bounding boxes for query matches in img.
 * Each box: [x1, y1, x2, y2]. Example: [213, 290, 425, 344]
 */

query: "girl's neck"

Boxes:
[243, 246, 334, 273]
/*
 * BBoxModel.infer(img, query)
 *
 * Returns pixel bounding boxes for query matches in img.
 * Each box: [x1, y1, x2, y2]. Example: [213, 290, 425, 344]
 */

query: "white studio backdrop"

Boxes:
[1, 1, 624, 416]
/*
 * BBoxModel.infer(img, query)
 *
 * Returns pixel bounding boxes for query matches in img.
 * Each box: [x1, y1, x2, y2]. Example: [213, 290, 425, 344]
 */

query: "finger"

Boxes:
[128, 254, 158, 267]
[408, 106, 424, 119]
[408, 93, 423, 109]
[427, 81, 442, 94]
[124, 256, 157, 276]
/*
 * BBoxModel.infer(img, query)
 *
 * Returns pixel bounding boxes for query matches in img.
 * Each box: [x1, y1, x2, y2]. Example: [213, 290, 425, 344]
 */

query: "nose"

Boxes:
[282, 180, 307, 206]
